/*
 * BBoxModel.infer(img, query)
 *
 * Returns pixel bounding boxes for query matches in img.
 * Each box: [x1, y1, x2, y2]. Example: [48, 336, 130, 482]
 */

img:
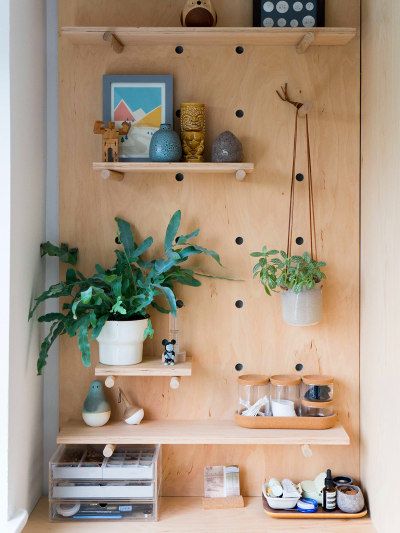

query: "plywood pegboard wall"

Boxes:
[58, 0, 360, 496]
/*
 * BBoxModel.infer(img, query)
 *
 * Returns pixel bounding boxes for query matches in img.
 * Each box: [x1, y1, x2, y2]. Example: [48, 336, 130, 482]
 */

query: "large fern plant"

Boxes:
[30, 211, 222, 374]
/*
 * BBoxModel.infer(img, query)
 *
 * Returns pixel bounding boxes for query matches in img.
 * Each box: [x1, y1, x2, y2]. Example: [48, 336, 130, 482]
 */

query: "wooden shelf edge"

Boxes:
[57, 420, 350, 446]
[95, 357, 192, 377]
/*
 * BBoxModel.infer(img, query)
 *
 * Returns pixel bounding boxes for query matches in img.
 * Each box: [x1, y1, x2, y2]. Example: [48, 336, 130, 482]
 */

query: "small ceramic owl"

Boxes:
[82, 380, 111, 427]
[181, 0, 217, 27]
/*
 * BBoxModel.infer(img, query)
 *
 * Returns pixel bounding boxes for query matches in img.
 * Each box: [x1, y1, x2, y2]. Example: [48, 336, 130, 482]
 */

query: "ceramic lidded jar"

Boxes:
[212, 131, 244, 163]
[337, 485, 365, 514]
[149, 123, 182, 162]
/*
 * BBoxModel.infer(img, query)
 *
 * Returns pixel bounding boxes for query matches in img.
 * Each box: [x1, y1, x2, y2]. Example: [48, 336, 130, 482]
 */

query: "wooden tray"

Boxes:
[263, 494, 367, 519]
[235, 413, 337, 430]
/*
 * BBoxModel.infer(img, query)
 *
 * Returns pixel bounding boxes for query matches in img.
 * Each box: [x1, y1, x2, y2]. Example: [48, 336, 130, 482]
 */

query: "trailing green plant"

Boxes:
[251, 247, 326, 296]
[30, 211, 223, 375]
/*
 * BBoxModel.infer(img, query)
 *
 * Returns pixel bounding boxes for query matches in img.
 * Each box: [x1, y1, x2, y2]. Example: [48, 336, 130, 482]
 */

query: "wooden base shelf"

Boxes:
[93, 162, 255, 181]
[95, 357, 192, 378]
[62, 27, 357, 49]
[25, 497, 374, 532]
[57, 420, 350, 446]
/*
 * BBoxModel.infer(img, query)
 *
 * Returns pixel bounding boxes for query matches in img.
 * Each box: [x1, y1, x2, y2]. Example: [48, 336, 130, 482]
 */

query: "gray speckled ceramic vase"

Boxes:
[149, 123, 182, 162]
[337, 485, 365, 514]
[212, 131, 244, 162]
[280, 285, 322, 326]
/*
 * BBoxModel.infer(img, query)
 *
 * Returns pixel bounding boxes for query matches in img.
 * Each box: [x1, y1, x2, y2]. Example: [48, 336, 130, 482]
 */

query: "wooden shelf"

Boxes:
[95, 357, 192, 377]
[93, 162, 255, 181]
[26, 497, 374, 532]
[57, 420, 350, 446]
[62, 26, 357, 49]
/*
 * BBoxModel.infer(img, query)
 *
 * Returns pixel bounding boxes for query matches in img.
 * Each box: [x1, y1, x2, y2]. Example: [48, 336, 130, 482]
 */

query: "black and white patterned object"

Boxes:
[253, 1, 325, 28]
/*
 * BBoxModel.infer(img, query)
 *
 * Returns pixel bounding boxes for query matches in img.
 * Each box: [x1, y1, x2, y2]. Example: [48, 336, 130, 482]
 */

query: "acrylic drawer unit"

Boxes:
[49, 444, 161, 521]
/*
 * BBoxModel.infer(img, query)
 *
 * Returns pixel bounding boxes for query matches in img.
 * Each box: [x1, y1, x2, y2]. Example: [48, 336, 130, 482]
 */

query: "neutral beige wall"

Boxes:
[361, 1, 400, 532]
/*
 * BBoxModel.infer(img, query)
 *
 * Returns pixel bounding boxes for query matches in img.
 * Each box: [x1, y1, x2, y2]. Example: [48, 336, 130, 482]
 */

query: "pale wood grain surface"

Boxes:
[24, 497, 375, 533]
[59, 0, 360, 496]
[95, 358, 192, 377]
[93, 161, 255, 175]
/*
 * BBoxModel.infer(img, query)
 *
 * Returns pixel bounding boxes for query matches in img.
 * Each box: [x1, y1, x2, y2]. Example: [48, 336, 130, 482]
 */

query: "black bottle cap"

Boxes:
[325, 469, 335, 488]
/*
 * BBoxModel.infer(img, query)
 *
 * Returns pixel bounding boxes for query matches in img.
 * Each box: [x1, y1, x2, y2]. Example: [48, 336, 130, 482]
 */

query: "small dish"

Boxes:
[262, 483, 300, 509]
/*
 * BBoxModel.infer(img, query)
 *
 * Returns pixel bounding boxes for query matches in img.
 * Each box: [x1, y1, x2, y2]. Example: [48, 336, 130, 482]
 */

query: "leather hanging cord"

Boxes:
[277, 84, 318, 260]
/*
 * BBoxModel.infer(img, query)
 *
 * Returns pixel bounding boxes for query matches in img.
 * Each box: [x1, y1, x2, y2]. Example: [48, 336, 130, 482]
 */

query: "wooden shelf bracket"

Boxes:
[301, 444, 313, 458]
[101, 169, 124, 181]
[103, 443, 116, 458]
[105, 375, 116, 388]
[103, 31, 124, 53]
[296, 32, 315, 54]
[235, 169, 247, 181]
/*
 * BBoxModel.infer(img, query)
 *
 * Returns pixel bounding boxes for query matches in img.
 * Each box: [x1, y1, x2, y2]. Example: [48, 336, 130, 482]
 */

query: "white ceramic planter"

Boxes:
[280, 286, 322, 326]
[97, 319, 148, 366]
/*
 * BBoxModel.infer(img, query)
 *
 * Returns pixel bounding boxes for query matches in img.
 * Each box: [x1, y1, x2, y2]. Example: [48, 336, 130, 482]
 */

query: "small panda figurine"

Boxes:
[181, 0, 217, 27]
[162, 339, 176, 366]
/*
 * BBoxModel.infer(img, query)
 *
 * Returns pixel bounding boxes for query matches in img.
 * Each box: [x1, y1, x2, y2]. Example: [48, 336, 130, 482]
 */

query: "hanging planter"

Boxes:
[251, 84, 326, 327]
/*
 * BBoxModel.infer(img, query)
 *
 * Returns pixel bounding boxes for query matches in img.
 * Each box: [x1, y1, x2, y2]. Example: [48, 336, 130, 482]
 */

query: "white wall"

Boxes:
[7, 0, 46, 527]
[361, 1, 400, 532]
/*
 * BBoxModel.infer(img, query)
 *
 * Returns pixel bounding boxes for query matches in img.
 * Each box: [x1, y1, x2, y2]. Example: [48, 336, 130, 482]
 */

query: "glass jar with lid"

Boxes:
[302, 375, 334, 403]
[270, 375, 301, 416]
[301, 399, 334, 417]
[237, 375, 270, 417]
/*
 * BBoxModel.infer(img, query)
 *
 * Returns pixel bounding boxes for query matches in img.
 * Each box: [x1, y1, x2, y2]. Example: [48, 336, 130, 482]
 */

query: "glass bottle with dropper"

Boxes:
[323, 469, 337, 512]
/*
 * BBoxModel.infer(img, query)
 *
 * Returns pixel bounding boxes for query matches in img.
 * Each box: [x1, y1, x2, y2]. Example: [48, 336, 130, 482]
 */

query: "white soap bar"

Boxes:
[282, 478, 301, 498]
[267, 478, 283, 497]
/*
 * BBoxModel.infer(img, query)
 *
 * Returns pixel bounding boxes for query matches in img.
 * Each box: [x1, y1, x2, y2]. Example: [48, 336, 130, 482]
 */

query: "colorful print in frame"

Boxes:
[103, 75, 173, 162]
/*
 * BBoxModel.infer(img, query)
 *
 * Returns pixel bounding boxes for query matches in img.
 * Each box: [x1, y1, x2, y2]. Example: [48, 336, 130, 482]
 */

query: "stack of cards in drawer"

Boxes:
[49, 444, 161, 521]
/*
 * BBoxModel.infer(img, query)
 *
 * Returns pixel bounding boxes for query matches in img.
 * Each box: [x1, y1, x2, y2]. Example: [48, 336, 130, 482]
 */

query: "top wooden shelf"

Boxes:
[61, 26, 357, 48]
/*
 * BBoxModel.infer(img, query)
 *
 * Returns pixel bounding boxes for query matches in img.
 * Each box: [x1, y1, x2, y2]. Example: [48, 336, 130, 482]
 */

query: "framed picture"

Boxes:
[253, 1, 325, 28]
[103, 75, 173, 162]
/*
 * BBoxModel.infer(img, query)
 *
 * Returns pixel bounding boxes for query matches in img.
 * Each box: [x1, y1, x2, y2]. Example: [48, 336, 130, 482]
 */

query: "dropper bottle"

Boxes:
[322, 469, 337, 512]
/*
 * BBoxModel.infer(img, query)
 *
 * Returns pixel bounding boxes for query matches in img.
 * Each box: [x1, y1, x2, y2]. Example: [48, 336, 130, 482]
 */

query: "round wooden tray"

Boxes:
[234, 413, 337, 430]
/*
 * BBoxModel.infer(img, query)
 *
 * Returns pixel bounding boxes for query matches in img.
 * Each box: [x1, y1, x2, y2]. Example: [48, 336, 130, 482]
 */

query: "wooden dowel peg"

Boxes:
[101, 169, 124, 181]
[103, 32, 124, 54]
[235, 169, 247, 181]
[296, 32, 315, 54]
[105, 376, 116, 388]
[170, 377, 181, 390]
[301, 444, 313, 458]
[103, 444, 116, 458]
[298, 101, 313, 118]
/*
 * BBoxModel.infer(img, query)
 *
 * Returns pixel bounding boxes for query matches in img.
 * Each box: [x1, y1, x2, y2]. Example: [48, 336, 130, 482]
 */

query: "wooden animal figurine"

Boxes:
[181, 0, 217, 27]
[162, 339, 176, 366]
[93, 120, 131, 162]
[82, 380, 111, 427]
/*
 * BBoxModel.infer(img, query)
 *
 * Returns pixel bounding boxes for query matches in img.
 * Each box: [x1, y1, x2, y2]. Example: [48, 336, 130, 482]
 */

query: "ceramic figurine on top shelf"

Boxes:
[162, 339, 176, 366]
[149, 123, 182, 162]
[82, 380, 111, 427]
[212, 131, 244, 163]
[181, 0, 217, 27]
[93, 120, 131, 162]
[180, 103, 206, 162]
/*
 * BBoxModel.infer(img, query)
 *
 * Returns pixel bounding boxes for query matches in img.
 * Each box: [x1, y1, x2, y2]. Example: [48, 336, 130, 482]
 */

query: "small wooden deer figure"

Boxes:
[93, 120, 131, 162]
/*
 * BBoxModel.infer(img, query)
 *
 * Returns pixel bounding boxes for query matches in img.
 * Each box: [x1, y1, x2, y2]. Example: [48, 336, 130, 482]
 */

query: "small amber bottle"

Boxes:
[323, 469, 337, 512]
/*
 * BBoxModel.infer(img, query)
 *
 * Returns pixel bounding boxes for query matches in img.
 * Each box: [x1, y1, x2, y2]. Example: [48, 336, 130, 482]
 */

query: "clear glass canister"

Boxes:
[301, 400, 334, 417]
[270, 375, 301, 416]
[238, 375, 270, 416]
[302, 375, 334, 403]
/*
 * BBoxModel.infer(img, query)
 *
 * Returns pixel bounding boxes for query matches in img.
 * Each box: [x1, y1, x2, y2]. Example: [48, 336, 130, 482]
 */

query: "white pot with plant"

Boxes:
[29, 210, 224, 372]
[251, 247, 326, 326]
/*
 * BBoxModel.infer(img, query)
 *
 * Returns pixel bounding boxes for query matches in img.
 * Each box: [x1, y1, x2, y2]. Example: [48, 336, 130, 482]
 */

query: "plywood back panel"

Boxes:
[59, 0, 360, 496]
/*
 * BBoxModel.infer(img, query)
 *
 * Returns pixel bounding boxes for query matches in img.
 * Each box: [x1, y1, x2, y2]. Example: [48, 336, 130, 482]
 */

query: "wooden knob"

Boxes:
[170, 377, 181, 390]
[105, 376, 115, 388]
[103, 444, 116, 458]
[298, 101, 313, 118]
[235, 169, 246, 181]
[100, 169, 124, 181]
[301, 444, 313, 458]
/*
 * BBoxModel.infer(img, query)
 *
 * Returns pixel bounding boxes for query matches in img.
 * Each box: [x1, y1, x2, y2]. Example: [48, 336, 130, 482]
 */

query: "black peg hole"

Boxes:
[235, 300, 244, 309]
[235, 363, 244, 372]
[115, 237, 121, 244]
[296, 237, 304, 245]
[176, 173, 184, 182]
[176, 300, 184, 309]
[197, 0, 202, 4]
[296, 173, 304, 182]
[176, 109, 181, 118]
[236, 46, 244, 54]
[295, 363, 304, 372]
[175, 45, 184, 54]
[235, 236, 244, 245]
[235, 109, 244, 118]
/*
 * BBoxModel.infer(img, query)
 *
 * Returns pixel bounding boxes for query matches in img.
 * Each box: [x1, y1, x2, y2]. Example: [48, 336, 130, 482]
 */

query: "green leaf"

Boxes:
[80, 286, 93, 304]
[40, 242, 78, 265]
[176, 228, 200, 245]
[156, 285, 177, 315]
[92, 314, 108, 339]
[115, 217, 136, 260]
[37, 321, 65, 375]
[77, 316, 91, 367]
[29, 282, 73, 319]
[38, 313, 65, 323]
[164, 210, 181, 253]
[133, 237, 153, 259]
[189, 245, 222, 266]
[144, 318, 154, 340]
[111, 295, 126, 315]
[151, 301, 170, 314]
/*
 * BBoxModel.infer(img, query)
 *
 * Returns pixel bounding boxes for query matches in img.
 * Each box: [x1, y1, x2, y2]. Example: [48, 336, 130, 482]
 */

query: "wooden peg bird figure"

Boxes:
[94, 120, 131, 162]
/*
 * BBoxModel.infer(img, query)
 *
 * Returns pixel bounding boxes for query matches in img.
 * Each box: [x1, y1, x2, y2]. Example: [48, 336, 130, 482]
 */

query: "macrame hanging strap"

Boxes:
[276, 84, 318, 260]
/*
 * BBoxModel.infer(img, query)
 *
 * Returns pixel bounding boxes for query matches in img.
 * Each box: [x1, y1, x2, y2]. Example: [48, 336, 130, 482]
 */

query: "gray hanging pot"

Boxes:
[280, 285, 322, 326]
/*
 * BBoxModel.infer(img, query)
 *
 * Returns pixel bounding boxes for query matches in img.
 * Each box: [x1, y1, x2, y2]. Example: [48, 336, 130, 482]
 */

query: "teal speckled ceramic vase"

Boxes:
[149, 123, 182, 162]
